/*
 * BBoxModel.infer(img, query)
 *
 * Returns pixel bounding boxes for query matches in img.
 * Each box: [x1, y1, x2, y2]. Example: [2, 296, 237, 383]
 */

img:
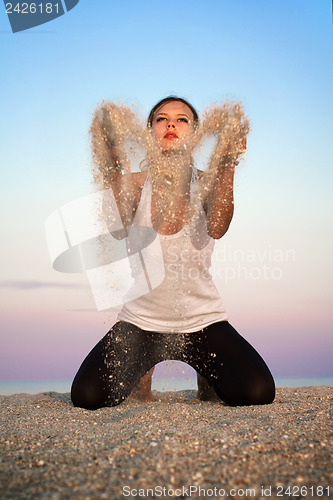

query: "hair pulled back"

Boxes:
[147, 96, 199, 128]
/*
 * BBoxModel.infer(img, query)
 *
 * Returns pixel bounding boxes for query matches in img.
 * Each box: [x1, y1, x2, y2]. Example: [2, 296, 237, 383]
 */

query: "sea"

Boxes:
[0, 377, 332, 396]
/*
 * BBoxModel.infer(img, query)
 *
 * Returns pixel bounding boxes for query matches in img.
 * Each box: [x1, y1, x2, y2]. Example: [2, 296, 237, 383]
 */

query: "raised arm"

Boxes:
[103, 166, 145, 228]
[201, 136, 247, 239]
[199, 101, 249, 239]
[89, 102, 145, 228]
[204, 163, 236, 239]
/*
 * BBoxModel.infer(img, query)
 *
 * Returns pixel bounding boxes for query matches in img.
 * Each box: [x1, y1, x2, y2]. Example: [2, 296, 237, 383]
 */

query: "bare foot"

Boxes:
[129, 367, 156, 402]
[196, 373, 220, 401]
[129, 388, 156, 402]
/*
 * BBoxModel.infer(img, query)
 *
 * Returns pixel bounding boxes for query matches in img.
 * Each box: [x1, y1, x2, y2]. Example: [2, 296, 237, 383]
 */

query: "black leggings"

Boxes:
[71, 321, 275, 410]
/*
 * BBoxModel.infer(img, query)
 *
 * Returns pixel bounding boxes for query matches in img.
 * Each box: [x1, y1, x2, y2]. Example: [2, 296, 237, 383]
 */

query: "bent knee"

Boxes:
[71, 389, 124, 410]
[71, 381, 125, 410]
[215, 374, 275, 407]
[246, 377, 275, 405]
[71, 386, 101, 411]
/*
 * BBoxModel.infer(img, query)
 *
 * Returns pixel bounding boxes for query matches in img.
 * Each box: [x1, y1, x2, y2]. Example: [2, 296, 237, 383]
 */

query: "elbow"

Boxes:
[208, 220, 232, 240]
[211, 230, 226, 240]
[208, 209, 234, 239]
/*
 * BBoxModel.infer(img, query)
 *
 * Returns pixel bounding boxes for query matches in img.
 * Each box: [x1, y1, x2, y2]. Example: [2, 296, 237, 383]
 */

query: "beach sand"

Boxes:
[0, 387, 332, 499]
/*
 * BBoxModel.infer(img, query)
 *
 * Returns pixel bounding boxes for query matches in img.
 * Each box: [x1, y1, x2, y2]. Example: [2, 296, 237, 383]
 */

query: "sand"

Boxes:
[0, 387, 332, 499]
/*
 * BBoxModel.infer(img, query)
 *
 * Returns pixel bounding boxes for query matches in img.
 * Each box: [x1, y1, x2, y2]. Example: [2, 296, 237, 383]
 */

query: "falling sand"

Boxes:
[90, 99, 250, 224]
[88, 99, 251, 397]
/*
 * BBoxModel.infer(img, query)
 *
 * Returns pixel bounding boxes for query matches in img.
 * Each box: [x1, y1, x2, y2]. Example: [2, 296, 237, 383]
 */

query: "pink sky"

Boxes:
[1, 0, 332, 387]
[1, 277, 332, 382]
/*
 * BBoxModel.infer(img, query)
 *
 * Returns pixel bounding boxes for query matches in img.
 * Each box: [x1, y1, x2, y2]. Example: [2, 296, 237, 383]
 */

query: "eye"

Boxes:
[178, 118, 189, 123]
[155, 117, 167, 122]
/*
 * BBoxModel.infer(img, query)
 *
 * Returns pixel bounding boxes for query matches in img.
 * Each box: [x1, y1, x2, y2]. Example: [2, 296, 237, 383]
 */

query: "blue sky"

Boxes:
[0, 1, 332, 381]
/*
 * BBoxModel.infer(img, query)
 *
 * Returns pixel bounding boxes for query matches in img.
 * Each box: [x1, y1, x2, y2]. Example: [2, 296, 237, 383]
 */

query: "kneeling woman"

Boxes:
[71, 96, 275, 410]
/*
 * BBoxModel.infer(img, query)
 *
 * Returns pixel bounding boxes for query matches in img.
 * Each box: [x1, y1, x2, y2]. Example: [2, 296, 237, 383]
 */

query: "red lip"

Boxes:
[164, 132, 178, 139]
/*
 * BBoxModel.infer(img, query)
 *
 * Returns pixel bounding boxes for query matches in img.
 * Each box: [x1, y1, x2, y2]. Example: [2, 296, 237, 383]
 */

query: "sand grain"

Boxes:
[0, 387, 332, 499]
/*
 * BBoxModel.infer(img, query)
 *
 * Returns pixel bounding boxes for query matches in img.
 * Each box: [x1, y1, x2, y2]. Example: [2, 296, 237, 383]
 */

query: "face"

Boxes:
[151, 101, 195, 150]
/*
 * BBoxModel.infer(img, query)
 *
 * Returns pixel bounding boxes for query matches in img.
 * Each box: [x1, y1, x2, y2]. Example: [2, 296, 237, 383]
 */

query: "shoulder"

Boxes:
[130, 171, 147, 189]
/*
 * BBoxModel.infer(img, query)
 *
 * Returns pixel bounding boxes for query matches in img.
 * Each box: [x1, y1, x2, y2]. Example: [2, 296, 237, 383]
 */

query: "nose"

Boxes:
[167, 120, 176, 129]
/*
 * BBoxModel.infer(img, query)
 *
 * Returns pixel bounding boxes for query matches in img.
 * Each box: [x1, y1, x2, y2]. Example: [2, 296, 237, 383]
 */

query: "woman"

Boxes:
[71, 96, 275, 410]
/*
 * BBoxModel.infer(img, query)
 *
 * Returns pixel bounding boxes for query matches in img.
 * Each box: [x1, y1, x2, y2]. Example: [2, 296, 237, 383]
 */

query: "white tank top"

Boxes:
[117, 175, 228, 332]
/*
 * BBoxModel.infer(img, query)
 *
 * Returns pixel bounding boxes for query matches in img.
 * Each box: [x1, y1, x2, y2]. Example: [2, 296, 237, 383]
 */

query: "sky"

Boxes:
[1, 0, 332, 383]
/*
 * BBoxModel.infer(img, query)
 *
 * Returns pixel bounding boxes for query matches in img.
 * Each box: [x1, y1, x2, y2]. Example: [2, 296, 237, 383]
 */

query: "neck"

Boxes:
[149, 149, 193, 190]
